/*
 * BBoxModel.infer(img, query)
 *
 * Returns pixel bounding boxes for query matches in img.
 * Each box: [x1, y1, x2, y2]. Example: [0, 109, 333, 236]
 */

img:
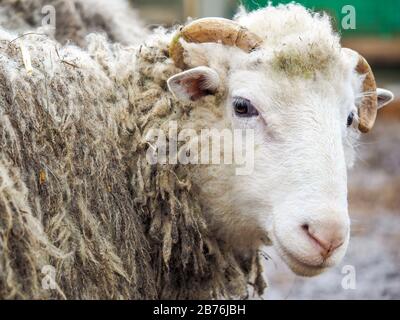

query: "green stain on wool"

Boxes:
[272, 48, 335, 78]
[171, 32, 181, 46]
[168, 32, 182, 56]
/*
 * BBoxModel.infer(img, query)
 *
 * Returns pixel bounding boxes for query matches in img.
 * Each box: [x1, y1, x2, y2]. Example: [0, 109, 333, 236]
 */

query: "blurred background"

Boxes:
[0, 0, 397, 300]
[131, 0, 400, 300]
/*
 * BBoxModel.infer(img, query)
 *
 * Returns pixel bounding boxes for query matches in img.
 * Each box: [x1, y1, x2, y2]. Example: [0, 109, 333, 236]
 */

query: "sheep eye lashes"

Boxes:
[232, 97, 259, 117]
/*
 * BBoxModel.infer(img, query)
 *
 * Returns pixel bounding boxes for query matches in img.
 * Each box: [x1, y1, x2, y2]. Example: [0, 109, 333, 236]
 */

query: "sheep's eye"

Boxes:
[233, 97, 259, 117]
[347, 112, 355, 127]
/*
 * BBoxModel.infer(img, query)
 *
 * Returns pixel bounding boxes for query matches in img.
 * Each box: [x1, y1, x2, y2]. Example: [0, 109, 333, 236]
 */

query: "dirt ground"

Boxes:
[262, 76, 400, 300]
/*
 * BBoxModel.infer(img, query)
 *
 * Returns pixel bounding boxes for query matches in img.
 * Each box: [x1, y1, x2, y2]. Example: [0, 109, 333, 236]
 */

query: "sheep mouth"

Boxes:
[280, 249, 328, 277]
[271, 231, 328, 277]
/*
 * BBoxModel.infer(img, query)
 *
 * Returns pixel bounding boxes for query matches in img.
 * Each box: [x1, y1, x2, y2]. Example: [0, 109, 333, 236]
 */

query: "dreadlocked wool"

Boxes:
[0, 22, 265, 298]
[0, 0, 147, 47]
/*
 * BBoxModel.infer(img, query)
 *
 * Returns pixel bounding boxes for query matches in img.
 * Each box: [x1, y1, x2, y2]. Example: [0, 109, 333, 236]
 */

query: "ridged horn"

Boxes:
[169, 17, 263, 69]
[344, 48, 378, 133]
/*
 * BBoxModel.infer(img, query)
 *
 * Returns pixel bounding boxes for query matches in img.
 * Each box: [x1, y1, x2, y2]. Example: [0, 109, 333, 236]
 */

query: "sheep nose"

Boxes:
[302, 222, 346, 259]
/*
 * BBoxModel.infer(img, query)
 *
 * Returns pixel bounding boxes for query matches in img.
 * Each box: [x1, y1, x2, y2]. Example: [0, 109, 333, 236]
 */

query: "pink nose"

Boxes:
[302, 222, 346, 259]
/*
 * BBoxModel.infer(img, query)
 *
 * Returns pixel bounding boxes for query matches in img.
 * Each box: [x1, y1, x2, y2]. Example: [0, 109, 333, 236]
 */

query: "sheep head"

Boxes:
[165, 7, 395, 277]
[169, 18, 391, 134]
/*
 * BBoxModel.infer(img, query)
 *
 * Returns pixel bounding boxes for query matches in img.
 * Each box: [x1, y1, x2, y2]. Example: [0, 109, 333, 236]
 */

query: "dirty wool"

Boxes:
[0, 0, 147, 47]
[0, 23, 265, 299]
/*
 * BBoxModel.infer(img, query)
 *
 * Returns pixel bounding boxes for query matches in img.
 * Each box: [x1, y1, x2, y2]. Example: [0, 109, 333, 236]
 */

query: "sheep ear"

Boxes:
[167, 66, 220, 102]
[377, 88, 394, 110]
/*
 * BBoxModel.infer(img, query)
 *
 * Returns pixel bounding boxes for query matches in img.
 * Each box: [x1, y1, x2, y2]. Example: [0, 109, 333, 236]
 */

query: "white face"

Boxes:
[226, 68, 354, 276]
[167, 55, 394, 277]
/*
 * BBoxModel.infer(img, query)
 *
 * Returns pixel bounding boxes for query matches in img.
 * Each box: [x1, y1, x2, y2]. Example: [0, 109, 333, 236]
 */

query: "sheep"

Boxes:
[0, 0, 147, 47]
[0, 20, 265, 300]
[166, 5, 394, 276]
[0, 3, 394, 299]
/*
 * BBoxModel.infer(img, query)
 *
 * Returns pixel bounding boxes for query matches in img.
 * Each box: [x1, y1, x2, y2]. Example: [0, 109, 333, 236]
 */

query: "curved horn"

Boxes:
[169, 17, 263, 69]
[344, 48, 378, 133]
[356, 54, 378, 133]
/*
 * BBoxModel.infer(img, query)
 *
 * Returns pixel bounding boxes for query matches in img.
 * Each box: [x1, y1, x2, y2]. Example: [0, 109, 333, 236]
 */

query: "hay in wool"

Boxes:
[0, 0, 147, 47]
[0, 24, 265, 299]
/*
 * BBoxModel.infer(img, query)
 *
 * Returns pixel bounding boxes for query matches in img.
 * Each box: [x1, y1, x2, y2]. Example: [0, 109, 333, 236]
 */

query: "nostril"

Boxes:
[301, 223, 345, 259]
[301, 224, 330, 251]
[301, 224, 309, 232]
